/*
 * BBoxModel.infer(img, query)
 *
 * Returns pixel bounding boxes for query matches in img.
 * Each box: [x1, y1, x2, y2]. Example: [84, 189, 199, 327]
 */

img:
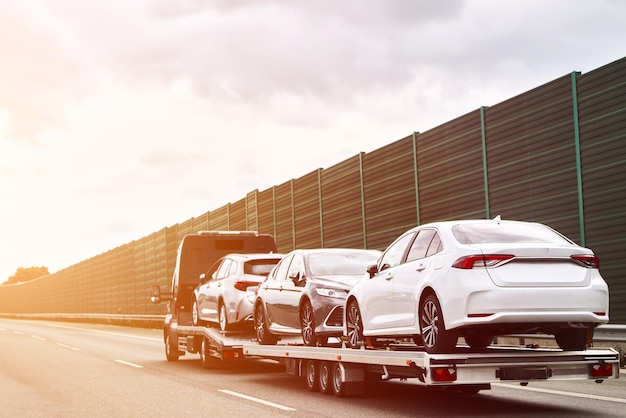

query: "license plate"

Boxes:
[497, 367, 551, 380]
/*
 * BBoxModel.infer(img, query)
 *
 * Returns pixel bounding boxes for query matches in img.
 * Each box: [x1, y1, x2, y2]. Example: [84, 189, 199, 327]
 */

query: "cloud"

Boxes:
[0, 0, 625, 282]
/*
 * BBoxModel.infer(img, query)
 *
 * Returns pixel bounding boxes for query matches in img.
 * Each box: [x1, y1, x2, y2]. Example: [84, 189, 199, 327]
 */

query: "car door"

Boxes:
[204, 258, 233, 322]
[261, 254, 293, 328]
[196, 258, 223, 321]
[360, 231, 416, 330]
[278, 253, 306, 330]
[390, 228, 441, 328]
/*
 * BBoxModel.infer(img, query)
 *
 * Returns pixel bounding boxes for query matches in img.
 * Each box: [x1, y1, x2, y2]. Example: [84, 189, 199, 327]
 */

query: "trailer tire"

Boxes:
[331, 362, 346, 397]
[165, 332, 180, 361]
[304, 360, 320, 392]
[319, 361, 333, 394]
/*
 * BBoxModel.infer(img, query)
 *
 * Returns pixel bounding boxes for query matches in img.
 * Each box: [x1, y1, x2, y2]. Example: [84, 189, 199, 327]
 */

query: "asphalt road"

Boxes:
[1, 318, 624, 417]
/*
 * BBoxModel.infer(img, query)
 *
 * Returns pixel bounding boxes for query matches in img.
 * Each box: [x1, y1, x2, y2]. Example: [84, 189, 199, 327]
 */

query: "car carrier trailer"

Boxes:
[162, 324, 619, 396]
[242, 342, 619, 397]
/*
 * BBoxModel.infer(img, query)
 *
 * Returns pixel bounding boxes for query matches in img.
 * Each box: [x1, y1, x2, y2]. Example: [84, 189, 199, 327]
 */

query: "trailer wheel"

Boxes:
[318, 361, 333, 394]
[200, 337, 218, 369]
[346, 300, 364, 348]
[304, 360, 320, 392]
[331, 362, 346, 397]
[165, 332, 180, 361]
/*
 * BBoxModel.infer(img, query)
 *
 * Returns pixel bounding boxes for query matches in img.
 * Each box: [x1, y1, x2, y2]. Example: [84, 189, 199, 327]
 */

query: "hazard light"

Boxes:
[432, 366, 457, 382]
[590, 363, 613, 378]
[223, 350, 242, 360]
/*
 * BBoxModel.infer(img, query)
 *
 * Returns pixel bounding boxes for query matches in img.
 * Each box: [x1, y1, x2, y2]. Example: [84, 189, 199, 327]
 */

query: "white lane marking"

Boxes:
[219, 389, 296, 411]
[44, 323, 161, 342]
[57, 343, 80, 351]
[13, 331, 23, 335]
[114, 359, 143, 368]
[31, 335, 46, 341]
[493, 383, 626, 404]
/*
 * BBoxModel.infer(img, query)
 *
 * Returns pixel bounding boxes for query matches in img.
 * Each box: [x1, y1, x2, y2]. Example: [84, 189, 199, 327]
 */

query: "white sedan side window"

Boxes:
[379, 232, 415, 270]
[406, 229, 439, 262]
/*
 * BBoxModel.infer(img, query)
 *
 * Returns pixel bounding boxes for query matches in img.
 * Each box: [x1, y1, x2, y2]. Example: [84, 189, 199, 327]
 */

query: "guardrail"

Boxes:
[0, 313, 165, 329]
[594, 324, 626, 343]
[2, 313, 625, 343]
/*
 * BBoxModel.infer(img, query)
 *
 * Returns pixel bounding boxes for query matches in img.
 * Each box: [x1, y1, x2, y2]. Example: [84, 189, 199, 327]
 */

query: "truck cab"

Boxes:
[151, 231, 277, 360]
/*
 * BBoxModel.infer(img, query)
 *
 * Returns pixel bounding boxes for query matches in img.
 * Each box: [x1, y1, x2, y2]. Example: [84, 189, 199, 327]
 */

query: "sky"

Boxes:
[1, 0, 625, 283]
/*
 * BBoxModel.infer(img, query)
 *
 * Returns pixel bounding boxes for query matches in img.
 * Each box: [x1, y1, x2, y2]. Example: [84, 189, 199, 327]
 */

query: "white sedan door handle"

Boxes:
[384, 273, 394, 281]
[416, 264, 426, 272]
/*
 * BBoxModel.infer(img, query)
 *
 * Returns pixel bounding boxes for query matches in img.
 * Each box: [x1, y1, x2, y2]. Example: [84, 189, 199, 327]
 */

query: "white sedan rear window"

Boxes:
[452, 223, 574, 245]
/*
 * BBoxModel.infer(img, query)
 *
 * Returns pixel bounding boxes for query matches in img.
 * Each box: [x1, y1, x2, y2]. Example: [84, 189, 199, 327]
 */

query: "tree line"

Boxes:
[2, 266, 49, 285]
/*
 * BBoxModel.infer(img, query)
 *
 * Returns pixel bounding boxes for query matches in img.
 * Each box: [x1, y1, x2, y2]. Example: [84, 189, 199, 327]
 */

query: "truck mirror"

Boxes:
[150, 286, 162, 304]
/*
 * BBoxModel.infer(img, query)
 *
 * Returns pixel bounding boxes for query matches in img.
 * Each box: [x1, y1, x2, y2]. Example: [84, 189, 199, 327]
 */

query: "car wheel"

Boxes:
[419, 294, 457, 354]
[464, 334, 493, 350]
[555, 328, 588, 351]
[346, 300, 364, 349]
[254, 303, 277, 345]
[218, 302, 230, 332]
[300, 300, 317, 346]
[192, 298, 200, 326]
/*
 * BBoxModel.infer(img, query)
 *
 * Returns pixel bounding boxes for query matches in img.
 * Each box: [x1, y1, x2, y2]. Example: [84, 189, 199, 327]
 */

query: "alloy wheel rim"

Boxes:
[347, 303, 361, 346]
[219, 305, 226, 331]
[421, 300, 438, 348]
[301, 304, 314, 344]
[255, 307, 264, 341]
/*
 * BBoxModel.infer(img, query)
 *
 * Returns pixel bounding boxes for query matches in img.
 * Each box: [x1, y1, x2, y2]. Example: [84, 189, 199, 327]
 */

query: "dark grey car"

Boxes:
[253, 248, 381, 346]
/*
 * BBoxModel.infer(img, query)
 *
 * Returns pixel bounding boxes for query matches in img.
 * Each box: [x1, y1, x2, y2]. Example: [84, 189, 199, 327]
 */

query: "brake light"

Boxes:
[571, 254, 600, 269]
[432, 366, 457, 382]
[590, 363, 613, 378]
[234, 281, 258, 291]
[452, 254, 514, 269]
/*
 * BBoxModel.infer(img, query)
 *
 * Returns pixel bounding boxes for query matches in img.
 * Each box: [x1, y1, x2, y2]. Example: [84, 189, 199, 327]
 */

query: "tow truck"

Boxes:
[151, 230, 619, 396]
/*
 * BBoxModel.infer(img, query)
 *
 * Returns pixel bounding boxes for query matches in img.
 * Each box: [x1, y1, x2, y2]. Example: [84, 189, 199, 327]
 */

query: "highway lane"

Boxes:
[1, 318, 623, 417]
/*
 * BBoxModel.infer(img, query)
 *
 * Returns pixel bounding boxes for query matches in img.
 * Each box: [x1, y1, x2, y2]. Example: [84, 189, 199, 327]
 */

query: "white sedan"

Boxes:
[344, 218, 609, 353]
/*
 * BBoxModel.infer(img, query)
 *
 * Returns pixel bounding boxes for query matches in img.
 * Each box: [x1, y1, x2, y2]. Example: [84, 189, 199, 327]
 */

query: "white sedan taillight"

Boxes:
[570, 254, 600, 269]
[452, 254, 514, 269]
